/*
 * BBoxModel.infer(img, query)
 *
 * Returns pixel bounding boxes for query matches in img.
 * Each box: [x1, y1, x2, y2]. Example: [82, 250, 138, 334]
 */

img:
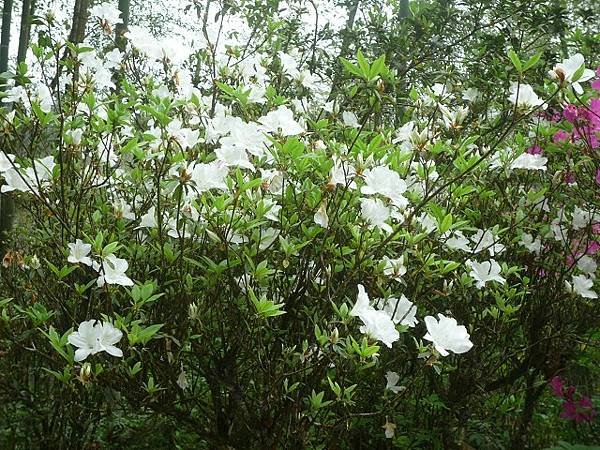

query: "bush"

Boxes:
[0, 3, 598, 448]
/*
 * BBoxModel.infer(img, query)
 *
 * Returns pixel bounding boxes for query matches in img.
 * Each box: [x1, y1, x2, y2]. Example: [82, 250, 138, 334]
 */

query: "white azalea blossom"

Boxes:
[68, 320, 123, 362]
[508, 83, 544, 110]
[471, 229, 505, 256]
[258, 106, 304, 136]
[0, 153, 17, 172]
[329, 156, 356, 189]
[381, 256, 407, 281]
[520, 233, 541, 254]
[548, 53, 595, 94]
[361, 166, 408, 208]
[379, 295, 418, 327]
[423, 314, 473, 356]
[97, 254, 134, 287]
[466, 259, 506, 289]
[342, 111, 360, 128]
[382, 421, 396, 439]
[385, 371, 405, 394]
[360, 198, 393, 233]
[350, 285, 399, 348]
[567, 275, 597, 299]
[314, 203, 329, 228]
[67, 239, 93, 266]
[444, 231, 472, 252]
[510, 153, 548, 171]
[577, 256, 597, 275]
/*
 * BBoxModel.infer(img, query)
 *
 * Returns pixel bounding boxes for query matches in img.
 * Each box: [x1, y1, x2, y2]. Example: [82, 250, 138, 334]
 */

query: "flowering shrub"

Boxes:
[0, 1, 598, 448]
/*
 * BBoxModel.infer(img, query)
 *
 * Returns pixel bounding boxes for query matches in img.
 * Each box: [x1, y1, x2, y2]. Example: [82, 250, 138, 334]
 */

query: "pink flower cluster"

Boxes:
[557, 98, 600, 149]
[592, 67, 600, 90]
[549, 376, 597, 424]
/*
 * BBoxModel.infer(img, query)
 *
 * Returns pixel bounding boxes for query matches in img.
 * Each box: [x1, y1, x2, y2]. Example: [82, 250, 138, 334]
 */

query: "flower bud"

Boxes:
[79, 362, 92, 383]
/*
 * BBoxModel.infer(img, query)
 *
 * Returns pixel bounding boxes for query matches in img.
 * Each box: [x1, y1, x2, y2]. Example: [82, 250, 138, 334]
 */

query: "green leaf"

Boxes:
[438, 213, 453, 233]
[507, 48, 522, 72]
[250, 289, 286, 318]
[522, 52, 542, 71]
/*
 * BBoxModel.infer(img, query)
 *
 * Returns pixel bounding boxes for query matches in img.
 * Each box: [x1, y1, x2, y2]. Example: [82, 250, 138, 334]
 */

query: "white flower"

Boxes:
[423, 313, 473, 356]
[520, 233, 541, 254]
[113, 199, 135, 220]
[381, 256, 406, 281]
[417, 213, 437, 234]
[392, 121, 414, 143]
[328, 156, 356, 189]
[67, 239, 93, 266]
[462, 87, 480, 102]
[258, 106, 304, 136]
[136, 206, 157, 229]
[358, 308, 400, 348]
[382, 421, 396, 439]
[508, 83, 544, 110]
[314, 203, 329, 228]
[568, 275, 597, 299]
[385, 371, 404, 394]
[258, 227, 279, 251]
[471, 229, 505, 256]
[379, 295, 417, 327]
[177, 366, 189, 390]
[98, 254, 134, 287]
[215, 145, 255, 171]
[190, 161, 229, 193]
[0, 152, 17, 172]
[571, 207, 595, 231]
[350, 285, 399, 348]
[68, 319, 123, 362]
[342, 111, 360, 128]
[350, 284, 371, 317]
[90, 4, 123, 25]
[466, 259, 506, 289]
[361, 166, 408, 208]
[577, 256, 597, 275]
[360, 198, 393, 233]
[548, 53, 595, 94]
[443, 231, 472, 252]
[510, 153, 548, 171]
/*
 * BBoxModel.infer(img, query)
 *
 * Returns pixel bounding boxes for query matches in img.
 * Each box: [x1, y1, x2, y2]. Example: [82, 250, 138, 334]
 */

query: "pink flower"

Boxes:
[553, 130, 570, 143]
[593, 67, 600, 90]
[595, 169, 600, 185]
[560, 396, 597, 424]
[564, 171, 576, 185]
[586, 241, 600, 255]
[526, 144, 543, 155]
[563, 104, 578, 123]
[549, 376, 566, 397]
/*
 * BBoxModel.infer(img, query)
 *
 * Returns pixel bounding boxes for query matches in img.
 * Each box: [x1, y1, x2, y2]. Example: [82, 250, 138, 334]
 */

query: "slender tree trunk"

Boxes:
[0, 0, 13, 73]
[0, 0, 14, 256]
[51, 0, 90, 89]
[16, 0, 35, 63]
[68, 0, 90, 44]
[330, 0, 360, 94]
[115, 0, 130, 50]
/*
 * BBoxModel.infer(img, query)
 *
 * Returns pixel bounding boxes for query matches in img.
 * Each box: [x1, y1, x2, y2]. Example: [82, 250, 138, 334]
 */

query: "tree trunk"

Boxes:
[115, 0, 130, 50]
[68, 0, 90, 44]
[0, 0, 13, 73]
[16, 0, 35, 63]
[0, 0, 14, 256]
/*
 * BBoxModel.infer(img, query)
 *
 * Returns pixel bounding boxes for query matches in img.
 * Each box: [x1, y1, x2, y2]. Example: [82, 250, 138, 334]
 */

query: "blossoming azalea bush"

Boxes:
[0, 3, 598, 449]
